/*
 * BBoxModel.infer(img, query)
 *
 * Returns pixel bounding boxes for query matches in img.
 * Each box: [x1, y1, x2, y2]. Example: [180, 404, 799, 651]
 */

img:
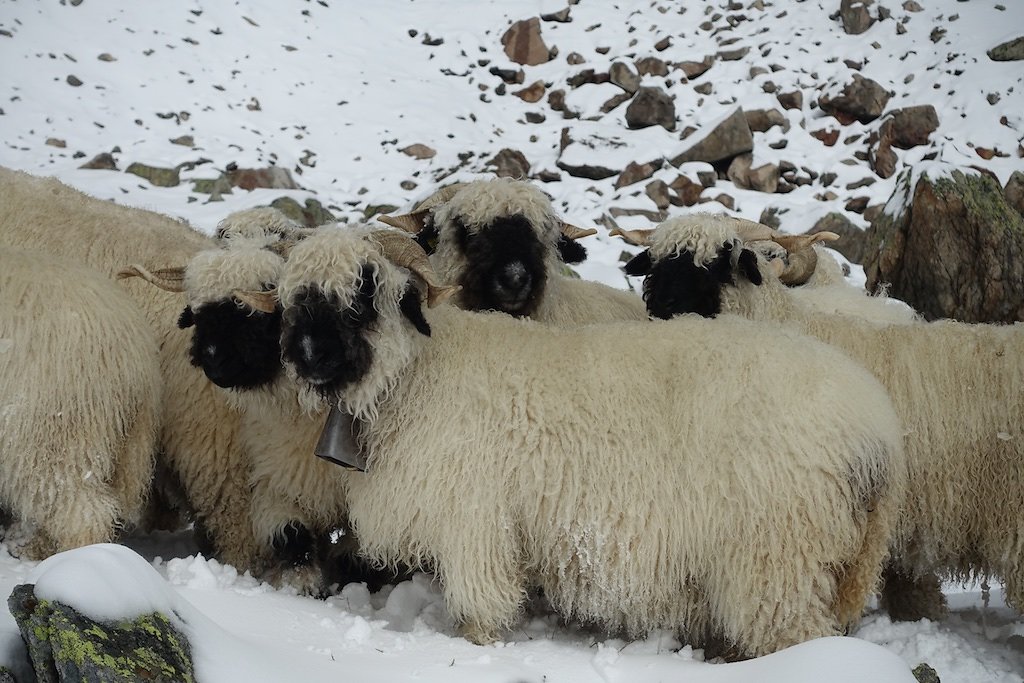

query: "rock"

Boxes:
[693, 82, 713, 95]
[758, 207, 782, 229]
[912, 663, 941, 683]
[190, 174, 233, 197]
[8, 584, 196, 683]
[645, 180, 672, 210]
[903, 0, 923, 10]
[819, 73, 891, 123]
[713, 193, 736, 210]
[748, 163, 780, 193]
[501, 17, 551, 66]
[609, 62, 640, 94]
[486, 148, 531, 178]
[839, 0, 875, 35]
[987, 36, 1024, 61]
[671, 107, 753, 166]
[811, 211, 868, 264]
[125, 162, 180, 187]
[777, 90, 803, 110]
[864, 167, 1024, 323]
[79, 152, 118, 170]
[169, 135, 195, 147]
[565, 52, 585, 65]
[675, 57, 714, 79]
[269, 197, 337, 227]
[811, 128, 840, 147]
[540, 7, 571, 22]
[566, 69, 609, 88]
[669, 175, 704, 206]
[400, 143, 436, 160]
[97, 52, 116, 62]
[727, 153, 753, 187]
[634, 57, 669, 77]
[615, 160, 660, 188]
[871, 122, 899, 178]
[45, 138, 66, 148]
[556, 158, 620, 181]
[227, 165, 300, 191]
[625, 87, 676, 131]
[886, 105, 939, 149]
[66, 75, 82, 87]
[609, 206, 667, 222]
[362, 203, 400, 220]
[600, 92, 633, 113]
[744, 108, 787, 132]
[845, 196, 870, 213]
[717, 46, 750, 61]
[489, 66, 525, 84]
[513, 80, 546, 103]
[525, 111, 546, 124]
[1004, 171, 1024, 217]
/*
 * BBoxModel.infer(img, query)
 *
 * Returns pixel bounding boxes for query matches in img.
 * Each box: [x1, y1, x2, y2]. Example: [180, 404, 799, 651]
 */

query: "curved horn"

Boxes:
[560, 223, 598, 240]
[608, 227, 656, 246]
[377, 213, 427, 234]
[776, 247, 818, 286]
[728, 218, 778, 243]
[232, 288, 278, 314]
[770, 231, 840, 251]
[117, 265, 186, 293]
[370, 231, 461, 307]
[412, 183, 464, 212]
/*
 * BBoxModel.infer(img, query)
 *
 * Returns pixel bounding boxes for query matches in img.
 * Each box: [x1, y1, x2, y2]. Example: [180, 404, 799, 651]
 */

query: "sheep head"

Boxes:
[275, 226, 457, 417]
[382, 178, 597, 316]
[615, 215, 838, 319]
[120, 242, 285, 391]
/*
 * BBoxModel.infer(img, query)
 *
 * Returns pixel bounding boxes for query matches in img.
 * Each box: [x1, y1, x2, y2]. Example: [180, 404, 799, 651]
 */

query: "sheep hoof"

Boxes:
[459, 621, 498, 646]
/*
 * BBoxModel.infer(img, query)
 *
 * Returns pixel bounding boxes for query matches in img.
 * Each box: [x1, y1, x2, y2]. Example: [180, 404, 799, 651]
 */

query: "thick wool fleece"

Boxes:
[0, 246, 160, 558]
[0, 166, 257, 569]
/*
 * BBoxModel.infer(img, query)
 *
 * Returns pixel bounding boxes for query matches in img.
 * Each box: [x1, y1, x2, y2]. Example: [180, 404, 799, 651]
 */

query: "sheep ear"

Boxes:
[399, 285, 431, 337]
[556, 234, 588, 264]
[623, 249, 653, 276]
[117, 264, 187, 292]
[737, 249, 763, 286]
[177, 306, 195, 329]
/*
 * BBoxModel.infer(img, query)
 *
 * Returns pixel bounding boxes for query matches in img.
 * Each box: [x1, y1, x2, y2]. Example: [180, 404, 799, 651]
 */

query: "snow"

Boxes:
[1, 0, 1023, 681]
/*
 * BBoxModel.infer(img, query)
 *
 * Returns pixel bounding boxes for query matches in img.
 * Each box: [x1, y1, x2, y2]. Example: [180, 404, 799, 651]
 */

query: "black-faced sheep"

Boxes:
[0, 166, 257, 569]
[621, 214, 1024, 621]
[380, 178, 648, 324]
[0, 246, 160, 558]
[248, 225, 907, 658]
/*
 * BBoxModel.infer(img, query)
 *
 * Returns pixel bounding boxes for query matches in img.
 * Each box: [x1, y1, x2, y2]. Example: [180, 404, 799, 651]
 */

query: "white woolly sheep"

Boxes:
[254, 225, 907, 658]
[380, 178, 648, 324]
[0, 166, 257, 569]
[622, 214, 1024, 621]
[123, 233, 352, 594]
[0, 246, 160, 559]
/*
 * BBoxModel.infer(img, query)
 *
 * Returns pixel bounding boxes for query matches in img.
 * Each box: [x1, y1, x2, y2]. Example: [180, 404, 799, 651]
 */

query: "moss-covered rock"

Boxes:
[8, 584, 195, 683]
[270, 196, 337, 227]
[362, 203, 399, 220]
[864, 166, 1024, 323]
[125, 162, 181, 187]
[190, 174, 234, 197]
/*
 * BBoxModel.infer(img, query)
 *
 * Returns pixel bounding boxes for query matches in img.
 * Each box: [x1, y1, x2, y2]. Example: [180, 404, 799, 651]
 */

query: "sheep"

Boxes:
[0, 165, 258, 570]
[619, 214, 1024, 621]
[380, 178, 648, 324]
[0, 245, 160, 559]
[123, 228, 406, 594]
[249, 225, 907, 658]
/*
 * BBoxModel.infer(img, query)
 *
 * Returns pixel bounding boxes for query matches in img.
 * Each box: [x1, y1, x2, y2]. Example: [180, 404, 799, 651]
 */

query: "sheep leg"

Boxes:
[251, 480, 326, 596]
[38, 481, 122, 557]
[878, 564, 947, 622]
[709, 551, 840, 657]
[437, 535, 524, 644]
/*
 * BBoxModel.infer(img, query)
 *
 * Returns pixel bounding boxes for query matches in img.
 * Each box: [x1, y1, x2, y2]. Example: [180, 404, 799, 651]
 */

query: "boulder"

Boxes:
[839, 0, 874, 35]
[400, 144, 436, 160]
[486, 148, 531, 178]
[226, 165, 300, 191]
[78, 152, 118, 171]
[501, 18, 551, 66]
[671, 108, 753, 166]
[124, 162, 180, 187]
[744, 108, 787, 133]
[987, 36, 1024, 62]
[625, 87, 675, 131]
[886, 105, 939, 149]
[864, 167, 1024, 323]
[269, 197, 337, 228]
[513, 80, 546, 103]
[1005, 171, 1024, 218]
[818, 73, 891, 124]
[8, 584, 196, 683]
[614, 160, 660, 189]
[609, 62, 640, 94]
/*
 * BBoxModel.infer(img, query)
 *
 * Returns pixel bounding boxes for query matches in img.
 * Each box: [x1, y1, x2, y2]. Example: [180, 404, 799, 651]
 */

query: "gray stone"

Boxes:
[744, 108, 788, 132]
[840, 0, 875, 35]
[886, 105, 939, 149]
[645, 179, 672, 210]
[400, 143, 436, 160]
[634, 56, 669, 77]
[987, 36, 1024, 61]
[818, 73, 891, 123]
[78, 153, 117, 171]
[609, 62, 641, 94]
[125, 162, 180, 187]
[625, 87, 676, 131]
[486, 148, 531, 178]
[912, 663, 941, 683]
[614, 160, 660, 189]
[671, 107, 753, 166]
[269, 197, 337, 227]
[226, 165, 300, 191]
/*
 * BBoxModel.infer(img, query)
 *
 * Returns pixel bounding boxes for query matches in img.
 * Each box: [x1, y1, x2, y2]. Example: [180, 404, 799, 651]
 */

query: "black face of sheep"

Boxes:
[280, 264, 433, 394]
[454, 214, 548, 317]
[624, 242, 762, 320]
[178, 299, 282, 389]
[555, 234, 587, 265]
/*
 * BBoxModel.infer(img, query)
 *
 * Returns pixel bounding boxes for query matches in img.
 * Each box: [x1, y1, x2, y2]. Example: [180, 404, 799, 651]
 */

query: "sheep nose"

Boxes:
[498, 262, 531, 291]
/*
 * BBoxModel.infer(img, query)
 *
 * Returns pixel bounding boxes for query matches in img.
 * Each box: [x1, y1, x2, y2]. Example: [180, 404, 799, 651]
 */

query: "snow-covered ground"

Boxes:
[1, 0, 1023, 681]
